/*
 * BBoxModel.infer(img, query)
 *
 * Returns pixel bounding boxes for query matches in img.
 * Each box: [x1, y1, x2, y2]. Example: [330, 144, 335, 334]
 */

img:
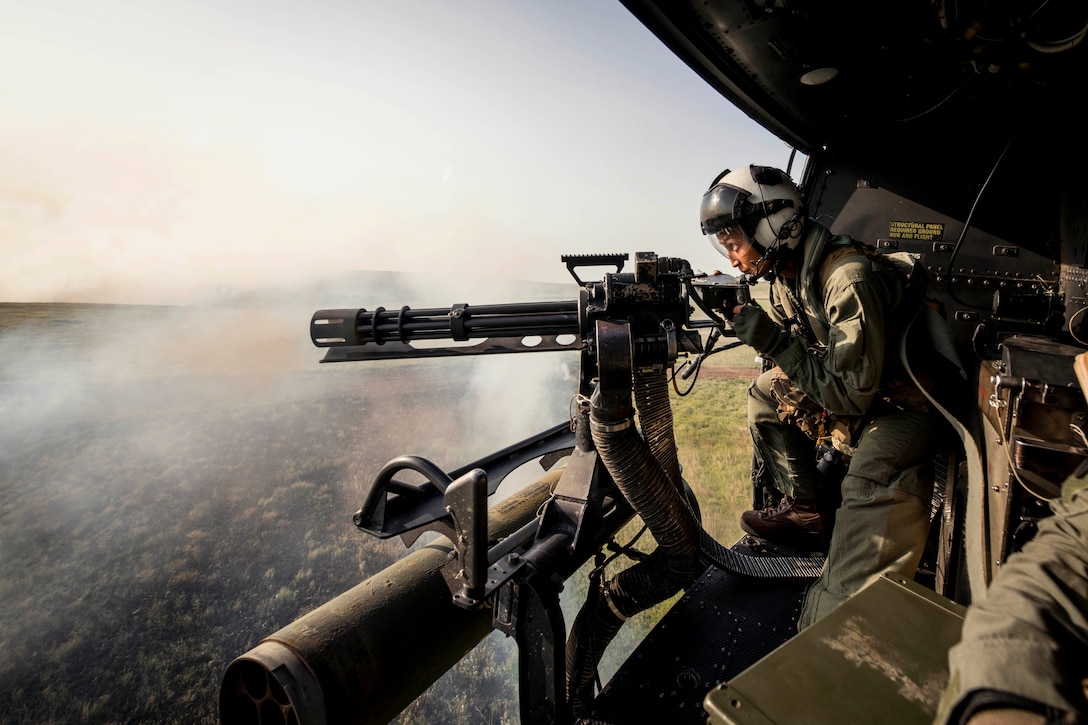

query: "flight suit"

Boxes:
[734, 220, 946, 628]
[935, 473, 1088, 723]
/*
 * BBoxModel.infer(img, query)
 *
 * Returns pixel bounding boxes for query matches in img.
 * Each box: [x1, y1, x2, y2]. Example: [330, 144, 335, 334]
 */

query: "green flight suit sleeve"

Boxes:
[766, 256, 889, 416]
[936, 475, 1088, 722]
[765, 286, 788, 326]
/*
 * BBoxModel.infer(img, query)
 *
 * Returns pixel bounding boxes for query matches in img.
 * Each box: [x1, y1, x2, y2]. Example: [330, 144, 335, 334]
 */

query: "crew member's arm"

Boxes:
[936, 476, 1088, 724]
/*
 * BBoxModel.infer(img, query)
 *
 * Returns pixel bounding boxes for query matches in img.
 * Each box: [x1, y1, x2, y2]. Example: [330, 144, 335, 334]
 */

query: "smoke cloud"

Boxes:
[0, 272, 576, 722]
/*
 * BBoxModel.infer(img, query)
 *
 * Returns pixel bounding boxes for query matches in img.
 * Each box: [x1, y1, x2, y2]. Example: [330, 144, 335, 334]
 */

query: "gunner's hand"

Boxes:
[732, 304, 785, 355]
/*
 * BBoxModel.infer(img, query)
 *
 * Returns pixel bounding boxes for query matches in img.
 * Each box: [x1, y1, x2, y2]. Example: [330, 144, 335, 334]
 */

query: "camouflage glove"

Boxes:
[732, 304, 786, 355]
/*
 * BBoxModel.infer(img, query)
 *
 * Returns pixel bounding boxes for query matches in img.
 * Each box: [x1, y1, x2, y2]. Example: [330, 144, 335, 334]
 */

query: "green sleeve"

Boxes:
[765, 285, 788, 326]
[936, 479, 1088, 722]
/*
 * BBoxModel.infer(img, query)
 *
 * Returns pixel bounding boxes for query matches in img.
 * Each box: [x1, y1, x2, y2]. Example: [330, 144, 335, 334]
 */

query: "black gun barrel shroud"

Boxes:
[312, 300, 580, 347]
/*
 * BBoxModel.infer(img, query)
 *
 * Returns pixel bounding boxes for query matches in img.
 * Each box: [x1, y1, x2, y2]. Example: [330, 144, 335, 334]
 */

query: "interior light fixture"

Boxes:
[799, 67, 839, 85]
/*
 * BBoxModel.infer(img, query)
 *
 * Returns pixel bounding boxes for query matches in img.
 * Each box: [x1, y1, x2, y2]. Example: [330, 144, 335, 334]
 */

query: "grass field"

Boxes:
[0, 300, 758, 724]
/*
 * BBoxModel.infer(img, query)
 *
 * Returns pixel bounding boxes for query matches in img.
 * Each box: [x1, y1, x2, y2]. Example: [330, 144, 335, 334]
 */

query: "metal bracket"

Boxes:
[352, 422, 575, 544]
[445, 469, 489, 606]
[562, 253, 628, 286]
[492, 579, 569, 724]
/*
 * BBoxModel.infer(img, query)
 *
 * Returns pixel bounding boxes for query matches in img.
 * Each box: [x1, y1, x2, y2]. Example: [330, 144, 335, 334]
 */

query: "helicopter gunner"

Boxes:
[700, 164, 949, 628]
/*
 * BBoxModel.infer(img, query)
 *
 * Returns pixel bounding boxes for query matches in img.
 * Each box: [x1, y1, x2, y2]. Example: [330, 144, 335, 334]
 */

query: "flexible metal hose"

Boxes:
[633, 369, 683, 489]
[566, 370, 702, 715]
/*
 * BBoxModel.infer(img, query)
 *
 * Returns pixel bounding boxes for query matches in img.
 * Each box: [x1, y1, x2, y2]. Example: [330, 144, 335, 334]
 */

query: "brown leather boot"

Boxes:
[740, 497, 823, 543]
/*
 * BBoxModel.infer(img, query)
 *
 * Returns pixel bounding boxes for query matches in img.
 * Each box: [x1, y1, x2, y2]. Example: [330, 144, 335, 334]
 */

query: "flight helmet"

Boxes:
[700, 165, 805, 266]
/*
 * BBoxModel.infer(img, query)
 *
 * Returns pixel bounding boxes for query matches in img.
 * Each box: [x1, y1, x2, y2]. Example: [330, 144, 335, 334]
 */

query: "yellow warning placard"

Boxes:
[889, 221, 944, 241]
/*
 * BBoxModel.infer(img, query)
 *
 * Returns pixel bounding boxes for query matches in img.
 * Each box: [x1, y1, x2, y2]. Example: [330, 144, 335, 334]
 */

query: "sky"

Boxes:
[0, 0, 793, 305]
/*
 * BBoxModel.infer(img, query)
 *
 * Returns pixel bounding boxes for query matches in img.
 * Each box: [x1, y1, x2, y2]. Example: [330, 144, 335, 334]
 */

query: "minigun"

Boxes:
[220, 252, 816, 725]
[310, 252, 750, 391]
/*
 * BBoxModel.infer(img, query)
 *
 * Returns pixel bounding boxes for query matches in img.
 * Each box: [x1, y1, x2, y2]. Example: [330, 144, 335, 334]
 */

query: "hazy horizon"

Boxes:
[1, 1, 793, 306]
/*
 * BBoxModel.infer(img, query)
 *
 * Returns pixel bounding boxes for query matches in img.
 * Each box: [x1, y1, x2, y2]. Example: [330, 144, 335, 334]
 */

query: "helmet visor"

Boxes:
[699, 183, 755, 237]
[709, 229, 741, 259]
[709, 229, 764, 273]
